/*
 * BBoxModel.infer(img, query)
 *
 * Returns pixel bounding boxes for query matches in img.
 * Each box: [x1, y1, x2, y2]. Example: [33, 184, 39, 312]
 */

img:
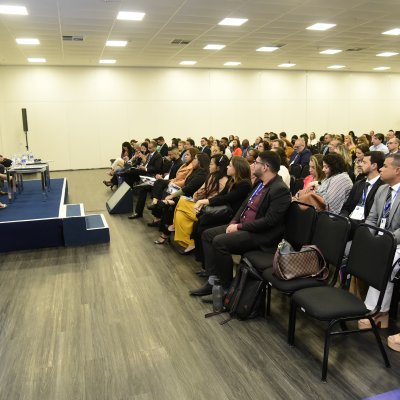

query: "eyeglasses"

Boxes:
[254, 160, 270, 167]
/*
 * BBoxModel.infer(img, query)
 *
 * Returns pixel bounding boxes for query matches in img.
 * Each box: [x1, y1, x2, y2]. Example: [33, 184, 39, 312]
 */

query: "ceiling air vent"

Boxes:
[346, 48, 365, 52]
[62, 35, 84, 41]
[171, 39, 191, 45]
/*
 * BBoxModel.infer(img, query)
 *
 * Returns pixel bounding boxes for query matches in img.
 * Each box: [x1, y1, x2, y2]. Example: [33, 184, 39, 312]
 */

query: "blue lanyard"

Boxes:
[248, 182, 264, 203]
[360, 181, 374, 205]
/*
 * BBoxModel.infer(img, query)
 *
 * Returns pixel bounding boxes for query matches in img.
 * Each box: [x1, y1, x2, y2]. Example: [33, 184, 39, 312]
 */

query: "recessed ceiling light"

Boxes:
[382, 28, 400, 36]
[203, 44, 225, 50]
[27, 58, 46, 63]
[256, 46, 279, 52]
[180, 61, 197, 65]
[374, 66, 391, 71]
[306, 23, 336, 31]
[117, 11, 145, 21]
[106, 40, 128, 47]
[218, 18, 248, 26]
[319, 49, 342, 55]
[16, 38, 40, 45]
[0, 5, 28, 15]
[99, 59, 116, 64]
[376, 52, 398, 57]
[327, 65, 345, 69]
[224, 61, 241, 66]
[278, 63, 296, 68]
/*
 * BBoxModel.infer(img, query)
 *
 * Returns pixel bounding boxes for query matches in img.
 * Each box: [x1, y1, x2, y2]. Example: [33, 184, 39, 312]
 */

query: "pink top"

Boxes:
[303, 175, 314, 189]
[232, 147, 242, 157]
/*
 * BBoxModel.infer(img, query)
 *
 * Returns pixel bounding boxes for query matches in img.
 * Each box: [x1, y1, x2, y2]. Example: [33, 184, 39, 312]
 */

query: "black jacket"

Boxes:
[340, 176, 384, 236]
[182, 168, 207, 197]
[208, 179, 252, 214]
[158, 143, 168, 157]
[200, 146, 211, 156]
[146, 152, 163, 176]
[232, 175, 291, 249]
[168, 158, 183, 180]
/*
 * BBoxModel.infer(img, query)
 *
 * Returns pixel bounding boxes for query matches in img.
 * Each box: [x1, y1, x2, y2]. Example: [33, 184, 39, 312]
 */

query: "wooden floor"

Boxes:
[0, 169, 399, 400]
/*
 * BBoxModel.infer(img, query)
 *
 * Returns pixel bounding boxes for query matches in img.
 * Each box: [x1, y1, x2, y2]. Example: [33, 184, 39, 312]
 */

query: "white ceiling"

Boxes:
[1, 0, 400, 72]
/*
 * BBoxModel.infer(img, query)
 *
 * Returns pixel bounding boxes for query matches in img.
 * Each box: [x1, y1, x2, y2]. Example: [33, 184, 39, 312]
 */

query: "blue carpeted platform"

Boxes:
[364, 389, 400, 399]
[0, 178, 66, 222]
[0, 178, 109, 252]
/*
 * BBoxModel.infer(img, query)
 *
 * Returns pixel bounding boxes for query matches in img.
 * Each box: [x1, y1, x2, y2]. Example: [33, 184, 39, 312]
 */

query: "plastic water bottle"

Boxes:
[212, 279, 224, 313]
[28, 152, 34, 162]
[21, 153, 27, 166]
[11, 155, 16, 166]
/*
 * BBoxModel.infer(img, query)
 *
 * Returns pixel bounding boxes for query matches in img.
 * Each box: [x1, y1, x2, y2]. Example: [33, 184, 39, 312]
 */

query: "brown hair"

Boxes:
[227, 156, 251, 190]
[310, 154, 325, 181]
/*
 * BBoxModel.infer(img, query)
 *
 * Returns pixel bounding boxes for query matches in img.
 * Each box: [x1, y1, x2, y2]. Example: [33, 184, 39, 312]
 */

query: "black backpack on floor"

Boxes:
[206, 259, 266, 324]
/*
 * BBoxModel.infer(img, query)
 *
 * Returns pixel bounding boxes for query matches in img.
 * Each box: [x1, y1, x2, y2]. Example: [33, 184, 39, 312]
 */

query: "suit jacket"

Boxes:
[158, 143, 168, 157]
[181, 168, 207, 197]
[145, 151, 163, 176]
[340, 177, 384, 237]
[168, 158, 183, 180]
[200, 146, 211, 156]
[232, 175, 291, 249]
[290, 148, 311, 167]
[366, 184, 400, 244]
[340, 177, 384, 220]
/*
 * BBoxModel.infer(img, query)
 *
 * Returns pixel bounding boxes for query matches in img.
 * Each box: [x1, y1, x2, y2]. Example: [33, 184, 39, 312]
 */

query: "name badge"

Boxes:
[350, 206, 365, 221]
[378, 218, 387, 235]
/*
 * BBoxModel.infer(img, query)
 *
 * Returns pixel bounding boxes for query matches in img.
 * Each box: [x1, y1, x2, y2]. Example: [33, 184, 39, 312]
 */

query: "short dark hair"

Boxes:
[356, 143, 370, 154]
[195, 152, 210, 169]
[259, 150, 281, 173]
[323, 153, 347, 176]
[364, 151, 385, 170]
[279, 132, 287, 138]
[186, 138, 195, 146]
[374, 133, 384, 143]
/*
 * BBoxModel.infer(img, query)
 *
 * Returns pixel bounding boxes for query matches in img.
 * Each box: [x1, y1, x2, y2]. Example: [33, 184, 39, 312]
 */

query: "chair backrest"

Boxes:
[311, 212, 351, 267]
[284, 201, 317, 251]
[347, 224, 396, 294]
[300, 164, 310, 178]
[289, 164, 302, 178]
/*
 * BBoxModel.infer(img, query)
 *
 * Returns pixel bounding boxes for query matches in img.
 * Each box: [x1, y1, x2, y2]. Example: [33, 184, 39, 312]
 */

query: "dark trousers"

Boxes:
[202, 225, 260, 287]
[133, 184, 152, 216]
[120, 169, 141, 187]
[152, 179, 169, 200]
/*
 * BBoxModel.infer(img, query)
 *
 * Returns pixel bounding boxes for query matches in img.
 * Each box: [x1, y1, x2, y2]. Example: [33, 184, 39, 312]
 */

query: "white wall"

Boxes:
[0, 66, 400, 170]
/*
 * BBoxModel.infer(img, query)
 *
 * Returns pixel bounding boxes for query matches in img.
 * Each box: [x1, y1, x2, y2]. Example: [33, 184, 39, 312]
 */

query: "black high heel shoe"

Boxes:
[154, 235, 169, 245]
[103, 180, 112, 187]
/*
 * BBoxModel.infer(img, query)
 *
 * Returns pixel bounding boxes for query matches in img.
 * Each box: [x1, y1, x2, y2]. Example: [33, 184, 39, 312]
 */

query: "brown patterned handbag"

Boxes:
[272, 240, 329, 280]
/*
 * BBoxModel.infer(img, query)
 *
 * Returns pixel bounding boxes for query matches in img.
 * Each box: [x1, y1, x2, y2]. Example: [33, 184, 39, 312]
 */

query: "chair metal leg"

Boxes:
[322, 324, 333, 382]
[288, 300, 297, 345]
[266, 283, 272, 316]
[370, 320, 391, 368]
[389, 281, 399, 321]
[260, 285, 267, 318]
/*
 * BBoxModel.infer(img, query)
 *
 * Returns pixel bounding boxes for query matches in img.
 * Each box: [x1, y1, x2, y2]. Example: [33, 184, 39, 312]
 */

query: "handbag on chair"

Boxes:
[197, 204, 233, 225]
[272, 240, 329, 280]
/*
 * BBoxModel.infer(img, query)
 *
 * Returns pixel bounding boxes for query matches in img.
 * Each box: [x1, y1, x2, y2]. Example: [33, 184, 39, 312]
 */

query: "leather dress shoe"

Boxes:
[147, 220, 160, 227]
[195, 270, 209, 278]
[128, 213, 142, 219]
[189, 282, 212, 296]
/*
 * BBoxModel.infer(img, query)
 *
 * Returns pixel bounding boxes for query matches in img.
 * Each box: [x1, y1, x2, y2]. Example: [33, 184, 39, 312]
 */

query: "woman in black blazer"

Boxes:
[191, 156, 252, 265]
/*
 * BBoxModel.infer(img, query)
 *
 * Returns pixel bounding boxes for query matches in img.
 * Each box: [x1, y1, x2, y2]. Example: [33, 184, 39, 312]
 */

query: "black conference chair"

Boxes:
[243, 201, 317, 314]
[288, 224, 397, 381]
[262, 212, 350, 316]
[300, 164, 310, 178]
[289, 164, 302, 179]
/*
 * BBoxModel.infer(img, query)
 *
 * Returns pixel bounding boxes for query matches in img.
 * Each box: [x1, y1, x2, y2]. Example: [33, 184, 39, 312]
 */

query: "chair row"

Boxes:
[242, 202, 397, 381]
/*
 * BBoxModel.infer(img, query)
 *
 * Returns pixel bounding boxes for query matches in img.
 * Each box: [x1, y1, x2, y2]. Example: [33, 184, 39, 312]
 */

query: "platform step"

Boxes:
[65, 203, 85, 217]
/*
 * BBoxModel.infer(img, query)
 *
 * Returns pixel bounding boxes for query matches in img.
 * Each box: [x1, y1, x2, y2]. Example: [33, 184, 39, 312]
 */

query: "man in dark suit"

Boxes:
[122, 140, 163, 188]
[129, 147, 182, 219]
[155, 136, 168, 157]
[199, 137, 211, 156]
[289, 138, 311, 167]
[340, 151, 385, 237]
[190, 151, 291, 295]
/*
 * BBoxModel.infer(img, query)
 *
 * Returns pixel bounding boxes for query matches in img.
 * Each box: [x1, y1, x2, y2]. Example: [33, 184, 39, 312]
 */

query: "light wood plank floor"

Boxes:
[0, 169, 398, 400]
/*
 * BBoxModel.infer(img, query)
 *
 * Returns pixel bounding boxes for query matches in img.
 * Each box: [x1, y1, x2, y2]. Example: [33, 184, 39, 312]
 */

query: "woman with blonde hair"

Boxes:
[303, 154, 325, 189]
[344, 134, 356, 157]
[335, 143, 355, 181]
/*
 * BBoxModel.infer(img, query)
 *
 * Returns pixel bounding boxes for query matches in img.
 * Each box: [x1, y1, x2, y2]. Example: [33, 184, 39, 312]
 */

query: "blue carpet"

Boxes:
[0, 178, 66, 222]
[364, 389, 400, 399]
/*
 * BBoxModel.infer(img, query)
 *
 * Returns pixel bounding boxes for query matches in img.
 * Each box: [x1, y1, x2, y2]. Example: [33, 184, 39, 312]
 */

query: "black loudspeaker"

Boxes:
[22, 108, 28, 132]
[106, 182, 133, 214]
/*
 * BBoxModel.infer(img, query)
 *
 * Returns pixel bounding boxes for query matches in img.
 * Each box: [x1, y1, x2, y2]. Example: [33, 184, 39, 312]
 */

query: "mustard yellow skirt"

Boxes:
[173, 197, 197, 248]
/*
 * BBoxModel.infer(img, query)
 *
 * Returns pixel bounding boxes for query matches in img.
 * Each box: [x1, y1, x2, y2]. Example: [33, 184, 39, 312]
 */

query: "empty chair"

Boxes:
[288, 224, 397, 381]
